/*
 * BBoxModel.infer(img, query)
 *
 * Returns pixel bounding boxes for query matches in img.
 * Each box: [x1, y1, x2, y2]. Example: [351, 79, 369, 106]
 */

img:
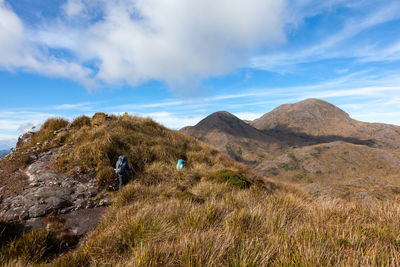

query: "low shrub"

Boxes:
[205, 169, 251, 189]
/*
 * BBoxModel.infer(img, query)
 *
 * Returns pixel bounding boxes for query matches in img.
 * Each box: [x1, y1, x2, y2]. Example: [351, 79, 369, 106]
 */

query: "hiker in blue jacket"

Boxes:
[115, 155, 131, 190]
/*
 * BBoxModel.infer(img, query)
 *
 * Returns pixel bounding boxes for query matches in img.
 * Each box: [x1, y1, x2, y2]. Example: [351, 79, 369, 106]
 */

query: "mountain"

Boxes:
[181, 111, 282, 163]
[181, 99, 400, 200]
[0, 150, 10, 159]
[251, 98, 357, 136]
[251, 98, 400, 149]
[3, 112, 400, 265]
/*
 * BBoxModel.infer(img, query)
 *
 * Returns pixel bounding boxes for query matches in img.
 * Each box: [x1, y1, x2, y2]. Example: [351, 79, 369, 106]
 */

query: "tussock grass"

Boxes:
[14, 113, 248, 190]
[5, 113, 400, 265]
[0, 227, 75, 264]
[30, 117, 69, 146]
[50, 183, 400, 266]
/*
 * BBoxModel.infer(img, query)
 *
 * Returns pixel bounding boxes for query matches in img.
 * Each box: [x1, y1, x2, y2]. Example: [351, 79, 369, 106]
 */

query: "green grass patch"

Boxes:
[205, 169, 251, 189]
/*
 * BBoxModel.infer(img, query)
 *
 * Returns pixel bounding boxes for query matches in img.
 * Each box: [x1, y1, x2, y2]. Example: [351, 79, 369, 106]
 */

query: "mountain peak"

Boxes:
[208, 110, 237, 118]
[186, 111, 245, 134]
[181, 110, 270, 142]
[251, 98, 355, 136]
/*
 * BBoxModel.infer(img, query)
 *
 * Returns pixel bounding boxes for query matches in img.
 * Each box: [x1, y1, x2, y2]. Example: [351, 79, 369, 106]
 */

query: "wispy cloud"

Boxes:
[251, 1, 400, 71]
[0, 111, 59, 145]
[49, 102, 96, 111]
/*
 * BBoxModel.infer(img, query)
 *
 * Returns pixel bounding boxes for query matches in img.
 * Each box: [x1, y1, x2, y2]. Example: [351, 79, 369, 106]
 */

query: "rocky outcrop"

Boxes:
[16, 131, 34, 148]
[0, 148, 111, 223]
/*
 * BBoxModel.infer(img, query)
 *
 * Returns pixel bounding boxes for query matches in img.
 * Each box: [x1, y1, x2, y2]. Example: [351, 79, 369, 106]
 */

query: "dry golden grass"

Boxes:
[49, 180, 400, 266]
[4, 113, 400, 266]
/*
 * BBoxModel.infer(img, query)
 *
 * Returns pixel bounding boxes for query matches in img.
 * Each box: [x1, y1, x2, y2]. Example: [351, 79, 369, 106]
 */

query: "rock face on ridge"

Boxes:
[0, 148, 106, 222]
[1, 136, 111, 236]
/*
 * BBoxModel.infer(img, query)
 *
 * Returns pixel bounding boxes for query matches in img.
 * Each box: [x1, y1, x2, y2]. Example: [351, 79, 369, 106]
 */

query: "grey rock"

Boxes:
[0, 148, 104, 223]
[3, 207, 29, 221]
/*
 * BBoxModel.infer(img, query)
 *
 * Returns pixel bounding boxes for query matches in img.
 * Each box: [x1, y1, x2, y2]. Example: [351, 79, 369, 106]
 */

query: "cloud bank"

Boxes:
[0, 0, 287, 88]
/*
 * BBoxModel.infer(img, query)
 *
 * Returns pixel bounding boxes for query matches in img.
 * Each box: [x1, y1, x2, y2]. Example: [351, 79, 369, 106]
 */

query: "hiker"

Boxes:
[115, 155, 131, 190]
[176, 159, 186, 170]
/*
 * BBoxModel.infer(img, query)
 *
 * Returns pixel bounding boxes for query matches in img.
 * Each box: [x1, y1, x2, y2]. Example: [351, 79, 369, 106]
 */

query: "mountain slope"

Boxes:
[0, 113, 273, 264]
[181, 99, 400, 200]
[3, 113, 400, 265]
[181, 111, 271, 142]
[181, 111, 282, 162]
[251, 99, 358, 136]
[251, 98, 400, 149]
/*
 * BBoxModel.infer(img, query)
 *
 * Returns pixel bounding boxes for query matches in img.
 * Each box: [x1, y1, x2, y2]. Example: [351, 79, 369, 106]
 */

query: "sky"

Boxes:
[1, 0, 400, 149]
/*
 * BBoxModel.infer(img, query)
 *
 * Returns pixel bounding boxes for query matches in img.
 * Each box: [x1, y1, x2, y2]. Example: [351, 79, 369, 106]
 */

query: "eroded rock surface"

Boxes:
[0, 148, 111, 222]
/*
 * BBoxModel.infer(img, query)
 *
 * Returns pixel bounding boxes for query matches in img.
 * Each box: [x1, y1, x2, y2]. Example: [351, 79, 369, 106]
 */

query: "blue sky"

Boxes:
[1, 0, 400, 149]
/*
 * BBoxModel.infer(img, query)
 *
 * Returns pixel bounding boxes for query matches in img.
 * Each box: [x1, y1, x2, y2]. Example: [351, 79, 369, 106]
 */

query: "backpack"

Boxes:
[115, 156, 126, 174]
[176, 159, 186, 170]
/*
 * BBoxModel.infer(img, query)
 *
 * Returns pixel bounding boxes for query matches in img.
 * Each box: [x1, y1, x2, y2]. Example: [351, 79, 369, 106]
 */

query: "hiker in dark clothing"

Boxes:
[115, 155, 131, 190]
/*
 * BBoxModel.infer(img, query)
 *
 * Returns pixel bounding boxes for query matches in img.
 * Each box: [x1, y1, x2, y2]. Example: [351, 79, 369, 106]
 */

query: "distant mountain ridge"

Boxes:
[181, 98, 400, 200]
[0, 150, 10, 159]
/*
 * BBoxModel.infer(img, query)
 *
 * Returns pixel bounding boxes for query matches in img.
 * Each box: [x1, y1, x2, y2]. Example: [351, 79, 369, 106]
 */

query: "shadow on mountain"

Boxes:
[263, 125, 376, 148]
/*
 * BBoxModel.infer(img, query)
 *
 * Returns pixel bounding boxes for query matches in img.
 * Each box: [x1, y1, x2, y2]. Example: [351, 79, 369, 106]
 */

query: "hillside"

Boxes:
[251, 98, 400, 149]
[3, 112, 400, 265]
[181, 111, 282, 163]
[181, 99, 400, 200]
[0, 113, 273, 265]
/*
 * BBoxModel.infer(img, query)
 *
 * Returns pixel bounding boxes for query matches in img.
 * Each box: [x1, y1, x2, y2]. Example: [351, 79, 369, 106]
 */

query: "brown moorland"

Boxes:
[2, 111, 400, 265]
[181, 99, 400, 200]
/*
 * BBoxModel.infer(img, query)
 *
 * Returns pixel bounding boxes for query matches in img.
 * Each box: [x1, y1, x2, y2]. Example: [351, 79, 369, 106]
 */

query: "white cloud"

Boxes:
[0, 111, 59, 142]
[129, 112, 204, 129]
[82, 0, 286, 87]
[1, 0, 400, 89]
[17, 122, 35, 133]
[234, 112, 263, 121]
[0, 138, 16, 150]
[50, 102, 95, 111]
[0, 1, 93, 84]
[63, 0, 84, 17]
[1, 0, 287, 88]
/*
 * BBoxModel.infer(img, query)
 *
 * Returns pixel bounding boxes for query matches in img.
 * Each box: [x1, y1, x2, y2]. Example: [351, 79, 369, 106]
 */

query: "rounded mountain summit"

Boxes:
[251, 98, 358, 137]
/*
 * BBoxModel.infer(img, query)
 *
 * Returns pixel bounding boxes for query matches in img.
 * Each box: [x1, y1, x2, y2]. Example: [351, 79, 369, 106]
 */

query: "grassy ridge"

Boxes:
[3, 114, 400, 266]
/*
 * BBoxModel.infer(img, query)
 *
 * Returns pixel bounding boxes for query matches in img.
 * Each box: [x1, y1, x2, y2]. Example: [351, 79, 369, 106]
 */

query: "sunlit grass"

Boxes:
[3, 114, 400, 266]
